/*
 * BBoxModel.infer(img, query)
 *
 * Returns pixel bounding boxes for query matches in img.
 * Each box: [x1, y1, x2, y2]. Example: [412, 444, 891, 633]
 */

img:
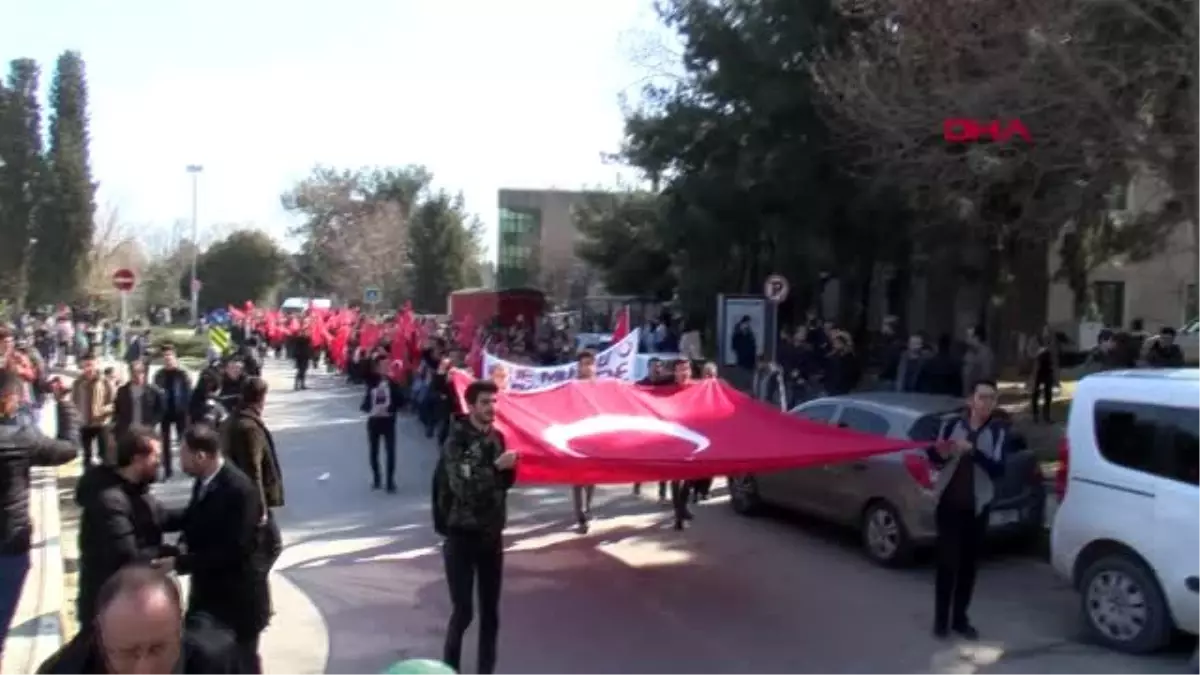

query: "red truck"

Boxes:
[448, 288, 546, 329]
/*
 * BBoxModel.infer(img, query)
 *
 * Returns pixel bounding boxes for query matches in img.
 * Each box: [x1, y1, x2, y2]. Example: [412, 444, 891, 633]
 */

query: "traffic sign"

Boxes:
[112, 268, 136, 292]
[363, 286, 381, 305]
[764, 274, 789, 303]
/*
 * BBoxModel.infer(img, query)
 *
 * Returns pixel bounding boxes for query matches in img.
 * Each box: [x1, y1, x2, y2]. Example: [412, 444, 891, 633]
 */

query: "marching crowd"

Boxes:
[0, 301, 1193, 675]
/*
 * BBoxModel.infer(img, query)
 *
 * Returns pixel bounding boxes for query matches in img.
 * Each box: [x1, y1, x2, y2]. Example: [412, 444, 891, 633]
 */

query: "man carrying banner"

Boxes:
[571, 351, 597, 534]
[669, 359, 697, 530]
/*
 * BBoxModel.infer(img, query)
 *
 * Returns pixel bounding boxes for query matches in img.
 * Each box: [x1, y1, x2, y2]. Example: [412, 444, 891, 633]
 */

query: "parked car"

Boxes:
[728, 391, 1047, 566]
[1050, 368, 1199, 654]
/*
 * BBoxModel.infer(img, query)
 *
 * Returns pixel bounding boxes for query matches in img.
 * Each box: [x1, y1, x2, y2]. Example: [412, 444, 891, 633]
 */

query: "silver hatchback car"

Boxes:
[727, 391, 1046, 566]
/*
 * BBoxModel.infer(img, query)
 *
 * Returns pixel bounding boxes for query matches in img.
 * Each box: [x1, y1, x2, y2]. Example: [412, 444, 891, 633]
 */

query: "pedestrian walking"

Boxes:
[70, 352, 116, 470]
[432, 380, 517, 675]
[153, 347, 192, 479]
[926, 378, 1010, 639]
[571, 350, 597, 534]
[113, 361, 164, 442]
[361, 358, 402, 493]
[224, 376, 285, 570]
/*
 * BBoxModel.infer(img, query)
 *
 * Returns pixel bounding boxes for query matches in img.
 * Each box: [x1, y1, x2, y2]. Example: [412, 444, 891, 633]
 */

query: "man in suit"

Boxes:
[224, 376, 284, 569]
[155, 424, 270, 673]
[112, 362, 164, 444]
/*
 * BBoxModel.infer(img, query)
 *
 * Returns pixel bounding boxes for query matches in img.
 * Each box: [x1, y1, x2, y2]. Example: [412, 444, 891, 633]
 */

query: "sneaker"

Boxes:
[952, 623, 979, 640]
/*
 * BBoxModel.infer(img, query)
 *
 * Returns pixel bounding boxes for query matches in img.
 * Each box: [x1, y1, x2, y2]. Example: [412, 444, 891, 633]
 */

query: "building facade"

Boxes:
[497, 188, 609, 299]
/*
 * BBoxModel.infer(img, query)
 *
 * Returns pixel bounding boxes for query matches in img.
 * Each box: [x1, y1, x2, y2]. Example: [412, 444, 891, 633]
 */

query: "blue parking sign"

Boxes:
[363, 286, 381, 304]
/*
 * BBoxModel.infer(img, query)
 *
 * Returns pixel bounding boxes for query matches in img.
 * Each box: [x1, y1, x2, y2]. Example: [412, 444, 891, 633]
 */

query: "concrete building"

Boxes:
[1045, 170, 1198, 333]
[496, 188, 610, 299]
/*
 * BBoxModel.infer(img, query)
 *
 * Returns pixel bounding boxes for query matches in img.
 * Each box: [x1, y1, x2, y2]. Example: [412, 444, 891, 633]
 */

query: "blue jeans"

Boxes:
[0, 552, 32, 648]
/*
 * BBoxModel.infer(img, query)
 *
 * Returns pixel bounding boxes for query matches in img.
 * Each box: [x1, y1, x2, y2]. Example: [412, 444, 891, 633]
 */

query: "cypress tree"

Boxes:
[33, 50, 95, 304]
[0, 59, 46, 310]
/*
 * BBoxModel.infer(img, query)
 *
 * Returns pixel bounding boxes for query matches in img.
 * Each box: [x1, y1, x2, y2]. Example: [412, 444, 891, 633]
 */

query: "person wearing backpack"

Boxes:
[925, 378, 1009, 640]
[430, 379, 517, 675]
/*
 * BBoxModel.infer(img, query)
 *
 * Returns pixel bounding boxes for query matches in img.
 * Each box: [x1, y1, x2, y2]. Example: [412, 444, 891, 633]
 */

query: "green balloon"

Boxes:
[381, 659, 456, 674]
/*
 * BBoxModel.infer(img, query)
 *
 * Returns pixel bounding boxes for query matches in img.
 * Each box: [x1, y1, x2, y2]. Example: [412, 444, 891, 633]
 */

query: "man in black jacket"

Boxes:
[157, 424, 268, 673]
[75, 426, 175, 626]
[925, 379, 1008, 640]
[152, 347, 192, 478]
[38, 564, 241, 674]
[112, 362, 164, 442]
[361, 358, 403, 492]
[0, 370, 79, 652]
[434, 380, 517, 675]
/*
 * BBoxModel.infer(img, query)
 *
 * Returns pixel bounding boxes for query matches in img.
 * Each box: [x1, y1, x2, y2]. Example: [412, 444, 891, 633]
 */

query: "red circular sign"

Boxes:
[111, 268, 136, 292]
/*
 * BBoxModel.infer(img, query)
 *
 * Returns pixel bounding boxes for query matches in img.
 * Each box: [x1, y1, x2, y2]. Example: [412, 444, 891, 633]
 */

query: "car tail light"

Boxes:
[1054, 436, 1069, 501]
[903, 452, 935, 490]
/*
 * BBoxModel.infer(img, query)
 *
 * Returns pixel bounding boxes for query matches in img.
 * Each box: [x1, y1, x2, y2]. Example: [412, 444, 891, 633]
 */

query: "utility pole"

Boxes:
[186, 164, 203, 324]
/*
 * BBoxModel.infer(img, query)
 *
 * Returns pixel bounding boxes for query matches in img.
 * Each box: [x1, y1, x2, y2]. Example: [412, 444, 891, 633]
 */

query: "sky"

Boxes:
[2, 0, 676, 259]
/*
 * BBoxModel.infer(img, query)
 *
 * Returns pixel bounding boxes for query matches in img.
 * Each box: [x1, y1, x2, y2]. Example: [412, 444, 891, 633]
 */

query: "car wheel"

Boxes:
[1079, 554, 1173, 654]
[860, 500, 913, 567]
[728, 475, 762, 516]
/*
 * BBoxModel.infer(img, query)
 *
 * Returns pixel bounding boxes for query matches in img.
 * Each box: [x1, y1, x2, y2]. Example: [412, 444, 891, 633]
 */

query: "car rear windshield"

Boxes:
[908, 412, 962, 442]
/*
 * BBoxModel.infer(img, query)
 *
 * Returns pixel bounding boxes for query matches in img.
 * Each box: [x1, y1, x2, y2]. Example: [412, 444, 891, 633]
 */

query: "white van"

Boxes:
[1050, 368, 1199, 654]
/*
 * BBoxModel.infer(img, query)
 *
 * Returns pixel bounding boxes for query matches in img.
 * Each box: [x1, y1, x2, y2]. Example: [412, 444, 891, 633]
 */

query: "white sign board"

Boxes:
[764, 274, 789, 303]
[483, 330, 641, 392]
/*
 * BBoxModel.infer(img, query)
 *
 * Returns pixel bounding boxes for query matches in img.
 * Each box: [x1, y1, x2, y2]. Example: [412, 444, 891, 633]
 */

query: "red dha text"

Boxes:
[943, 119, 1032, 143]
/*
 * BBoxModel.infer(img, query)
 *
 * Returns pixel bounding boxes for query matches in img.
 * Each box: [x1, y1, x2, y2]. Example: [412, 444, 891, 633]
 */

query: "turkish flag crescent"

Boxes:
[611, 305, 630, 342]
[451, 372, 918, 484]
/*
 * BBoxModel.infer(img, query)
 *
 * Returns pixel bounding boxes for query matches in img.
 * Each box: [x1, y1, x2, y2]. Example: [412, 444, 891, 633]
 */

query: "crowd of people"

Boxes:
[0, 299, 1193, 675]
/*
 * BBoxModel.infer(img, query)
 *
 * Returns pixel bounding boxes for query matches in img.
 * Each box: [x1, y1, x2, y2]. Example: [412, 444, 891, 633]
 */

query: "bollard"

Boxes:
[381, 659, 456, 674]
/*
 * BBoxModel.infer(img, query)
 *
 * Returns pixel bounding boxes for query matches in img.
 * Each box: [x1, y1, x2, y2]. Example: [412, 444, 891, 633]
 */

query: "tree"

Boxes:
[809, 0, 1193, 328]
[405, 190, 482, 313]
[82, 204, 143, 310]
[582, 0, 886, 327]
[574, 191, 675, 300]
[31, 50, 96, 305]
[181, 230, 286, 310]
[282, 165, 430, 303]
[0, 59, 46, 311]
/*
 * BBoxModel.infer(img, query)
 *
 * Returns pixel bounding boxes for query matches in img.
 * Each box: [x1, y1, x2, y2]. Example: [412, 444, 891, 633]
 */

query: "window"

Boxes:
[908, 412, 961, 442]
[1093, 401, 1199, 485]
[794, 403, 837, 423]
[837, 406, 891, 436]
[1092, 281, 1125, 328]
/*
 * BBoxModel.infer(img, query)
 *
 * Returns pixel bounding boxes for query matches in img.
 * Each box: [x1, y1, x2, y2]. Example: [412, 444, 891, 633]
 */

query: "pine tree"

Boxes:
[32, 50, 95, 304]
[0, 59, 46, 310]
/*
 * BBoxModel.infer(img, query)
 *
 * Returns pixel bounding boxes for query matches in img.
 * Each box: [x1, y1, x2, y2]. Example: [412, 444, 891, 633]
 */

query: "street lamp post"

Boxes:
[186, 164, 203, 324]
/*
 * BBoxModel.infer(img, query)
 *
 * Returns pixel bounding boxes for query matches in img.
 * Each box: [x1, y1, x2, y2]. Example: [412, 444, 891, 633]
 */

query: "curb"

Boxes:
[1, 408, 66, 674]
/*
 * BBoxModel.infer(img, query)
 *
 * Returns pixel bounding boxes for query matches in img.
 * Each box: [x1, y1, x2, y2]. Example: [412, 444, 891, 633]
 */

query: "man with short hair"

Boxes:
[434, 380, 517, 675]
[225, 376, 284, 569]
[37, 564, 241, 674]
[71, 352, 116, 470]
[0, 370, 78, 654]
[153, 347, 193, 479]
[1144, 326, 1185, 367]
[113, 361, 164, 443]
[159, 424, 269, 673]
[926, 378, 1010, 640]
[74, 426, 176, 625]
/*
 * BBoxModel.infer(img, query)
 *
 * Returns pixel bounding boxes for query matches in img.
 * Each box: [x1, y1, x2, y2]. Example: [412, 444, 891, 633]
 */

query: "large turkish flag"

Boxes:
[451, 372, 918, 484]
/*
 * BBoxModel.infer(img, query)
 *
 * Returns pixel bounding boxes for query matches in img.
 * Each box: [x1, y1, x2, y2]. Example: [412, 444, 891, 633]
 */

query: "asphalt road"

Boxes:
[154, 361, 1195, 673]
